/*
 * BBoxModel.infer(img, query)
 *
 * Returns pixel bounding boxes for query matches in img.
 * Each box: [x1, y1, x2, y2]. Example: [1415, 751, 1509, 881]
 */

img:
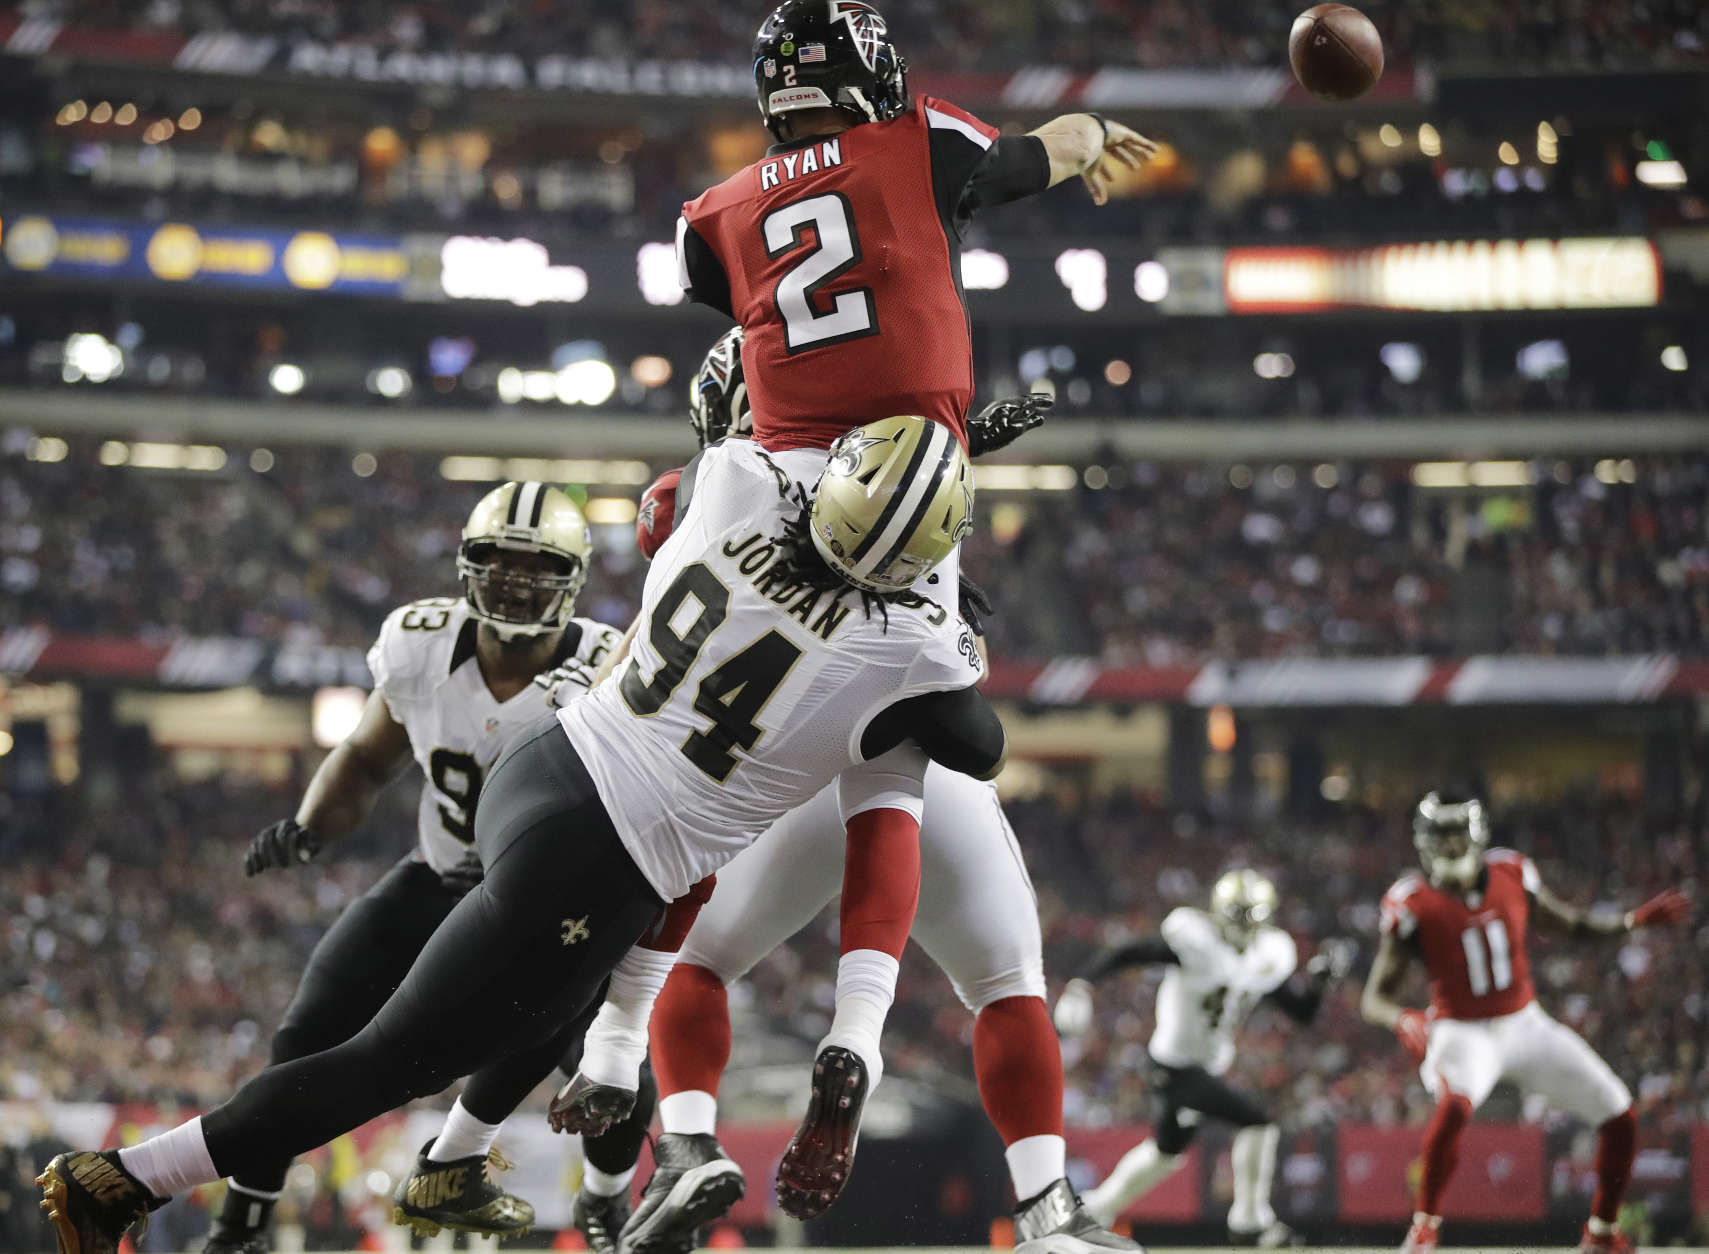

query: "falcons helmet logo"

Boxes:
[829, 0, 887, 72]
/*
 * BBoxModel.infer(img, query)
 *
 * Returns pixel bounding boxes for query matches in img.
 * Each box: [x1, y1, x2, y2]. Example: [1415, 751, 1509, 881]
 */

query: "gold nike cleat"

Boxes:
[37, 1151, 163, 1254]
[391, 1142, 534, 1241]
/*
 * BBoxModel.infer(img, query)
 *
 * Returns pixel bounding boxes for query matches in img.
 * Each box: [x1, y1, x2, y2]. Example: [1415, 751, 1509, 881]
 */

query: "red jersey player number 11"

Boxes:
[675, 0, 1158, 454]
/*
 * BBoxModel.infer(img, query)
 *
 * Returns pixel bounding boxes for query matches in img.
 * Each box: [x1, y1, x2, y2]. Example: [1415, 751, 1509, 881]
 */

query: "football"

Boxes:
[1288, 3, 1385, 100]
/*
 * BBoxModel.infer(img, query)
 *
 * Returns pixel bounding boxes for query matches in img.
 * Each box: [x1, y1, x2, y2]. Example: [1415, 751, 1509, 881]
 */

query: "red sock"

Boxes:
[649, 964, 730, 1098]
[839, 807, 921, 958]
[1416, 1092, 1472, 1215]
[1590, 1108, 1637, 1224]
[972, 996, 1064, 1144]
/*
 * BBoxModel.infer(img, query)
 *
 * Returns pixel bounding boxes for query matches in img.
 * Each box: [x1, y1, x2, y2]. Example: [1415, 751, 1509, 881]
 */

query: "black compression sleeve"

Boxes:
[1265, 978, 1325, 1025]
[960, 136, 1050, 217]
[1081, 936, 1179, 980]
[679, 222, 733, 317]
[860, 685, 1005, 779]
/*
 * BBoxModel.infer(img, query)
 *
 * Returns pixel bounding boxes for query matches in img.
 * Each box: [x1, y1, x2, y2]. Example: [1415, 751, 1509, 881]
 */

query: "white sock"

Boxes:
[582, 1164, 636, 1197]
[580, 946, 678, 1089]
[818, 948, 899, 1090]
[1587, 1216, 1616, 1236]
[429, 1098, 502, 1163]
[1228, 1124, 1279, 1233]
[659, 1090, 718, 1136]
[117, 1116, 216, 1198]
[1006, 1134, 1067, 1204]
[1083, 1138, 1181, 1228]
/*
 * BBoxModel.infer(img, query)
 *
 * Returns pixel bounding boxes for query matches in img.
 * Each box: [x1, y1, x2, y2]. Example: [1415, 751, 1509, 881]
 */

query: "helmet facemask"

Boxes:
[457, 543, 585, 640]
[1211, 870, 1277, 949]
[1413, 793, 1490, 890]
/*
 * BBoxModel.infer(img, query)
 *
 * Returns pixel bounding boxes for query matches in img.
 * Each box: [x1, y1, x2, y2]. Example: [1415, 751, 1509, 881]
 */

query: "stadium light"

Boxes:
[1134, 260, 1169, 303]
[961, 249, 1010, 290]
[268, 363, 306, 395]
[1635, 160, 1687, 188]
[1661, 345, 1688, 372]
[441, 236, 588, 306]
[367, 367, 412, 399]
[63, 333, 123, 384]
[1054, 249, 1107, 312]
[1417, 123, 1441, 157]
[636, 242, 686, 306]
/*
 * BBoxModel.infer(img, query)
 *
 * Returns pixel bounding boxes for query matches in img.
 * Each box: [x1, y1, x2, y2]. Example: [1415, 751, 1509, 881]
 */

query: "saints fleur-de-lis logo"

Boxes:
[560, 916, 590, 946]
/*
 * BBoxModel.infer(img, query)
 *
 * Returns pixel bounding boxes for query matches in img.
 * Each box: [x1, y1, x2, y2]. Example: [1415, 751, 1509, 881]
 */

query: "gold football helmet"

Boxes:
[456, 482, 591, 638]
[810, 415, 972, 594]
[1211, 869, 1279, 947]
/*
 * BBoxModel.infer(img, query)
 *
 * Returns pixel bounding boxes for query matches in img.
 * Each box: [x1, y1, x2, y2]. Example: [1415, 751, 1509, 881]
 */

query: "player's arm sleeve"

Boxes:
[1378, 883, 1420, 942]
[923, 97, 1049, 235]
[1080, 935, 1180, 981]
[676, 214, 733, 317]
[859, 684, 1005, 780]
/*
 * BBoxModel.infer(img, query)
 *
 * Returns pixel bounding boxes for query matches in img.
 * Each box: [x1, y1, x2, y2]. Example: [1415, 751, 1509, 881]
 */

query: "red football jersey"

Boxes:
[1380, 848, 1540, 1020]
[636, 468, 683, 559]
[677, 97, 1048, 453]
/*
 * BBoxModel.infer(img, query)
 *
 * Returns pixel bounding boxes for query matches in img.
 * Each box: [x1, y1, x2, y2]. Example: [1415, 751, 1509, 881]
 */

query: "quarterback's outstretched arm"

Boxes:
[1028, 113, 1160, 205]
[1531, 880, 1692, 937]
[244, 689, 411, 874]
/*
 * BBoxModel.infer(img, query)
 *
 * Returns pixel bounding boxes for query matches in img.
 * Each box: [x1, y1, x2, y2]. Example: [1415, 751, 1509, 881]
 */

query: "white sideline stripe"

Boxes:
[925, 104, 992, 151]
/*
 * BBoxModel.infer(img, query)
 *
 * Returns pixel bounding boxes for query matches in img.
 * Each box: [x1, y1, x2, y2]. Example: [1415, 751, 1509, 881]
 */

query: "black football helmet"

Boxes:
[689, 326, 750, 448]
[753, 0, 909, 141]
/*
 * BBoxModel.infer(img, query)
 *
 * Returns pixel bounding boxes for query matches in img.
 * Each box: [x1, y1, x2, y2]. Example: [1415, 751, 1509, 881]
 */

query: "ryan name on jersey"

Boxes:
[759, 137, 845, 190]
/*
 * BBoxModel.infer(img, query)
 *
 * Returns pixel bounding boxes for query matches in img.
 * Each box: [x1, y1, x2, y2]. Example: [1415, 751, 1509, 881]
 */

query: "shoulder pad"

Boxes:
[368, 598, 467, 703]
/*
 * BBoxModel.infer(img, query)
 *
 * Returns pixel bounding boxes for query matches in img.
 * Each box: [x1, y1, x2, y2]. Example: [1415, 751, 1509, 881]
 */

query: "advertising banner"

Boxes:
[1339, 1122, 1545, 1223]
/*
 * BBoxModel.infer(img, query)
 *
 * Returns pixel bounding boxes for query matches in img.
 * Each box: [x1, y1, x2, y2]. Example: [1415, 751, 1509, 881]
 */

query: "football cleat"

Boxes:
[549, 1072, 637, 1138]
[37, 1150, 162, 1254]
[571, 1187, 631, 1254]
[1013, 1179, 1145, 1254]
[1229, 1219, 1300, 1248]
[620, 1133, 746, 1254]
[775, 1046, 868, 1221]
[1399, 1213, 1441, 1254]
[391, 1142, 533, 1241]
[1578, 1224, 1635, 1254]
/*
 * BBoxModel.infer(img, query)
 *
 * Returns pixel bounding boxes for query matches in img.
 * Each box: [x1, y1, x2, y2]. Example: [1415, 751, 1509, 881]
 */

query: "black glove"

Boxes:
[244, 818, 320, 876]
[966, 392, 1054, 458]
[958, 572, 996, 637]
[439, 847, 485, 896]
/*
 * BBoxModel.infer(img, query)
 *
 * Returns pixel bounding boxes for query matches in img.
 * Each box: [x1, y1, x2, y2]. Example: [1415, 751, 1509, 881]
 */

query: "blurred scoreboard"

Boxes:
[0, 211, 1677, 319]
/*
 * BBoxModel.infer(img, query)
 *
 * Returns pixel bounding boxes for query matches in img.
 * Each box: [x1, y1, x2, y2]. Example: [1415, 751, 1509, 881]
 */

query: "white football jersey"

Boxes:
[368, 597, 624, 874]
[1148, 906, 1298, 1074]
[559, 440, 984, 901]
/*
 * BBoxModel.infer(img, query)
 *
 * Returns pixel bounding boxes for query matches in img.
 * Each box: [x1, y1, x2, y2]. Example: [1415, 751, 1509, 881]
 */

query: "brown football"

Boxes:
[1288, 3, 1384, 101]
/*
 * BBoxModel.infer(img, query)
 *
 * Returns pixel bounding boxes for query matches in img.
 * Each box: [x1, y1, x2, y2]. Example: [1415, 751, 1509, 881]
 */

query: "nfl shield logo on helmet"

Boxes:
[829, 0, 886, 71]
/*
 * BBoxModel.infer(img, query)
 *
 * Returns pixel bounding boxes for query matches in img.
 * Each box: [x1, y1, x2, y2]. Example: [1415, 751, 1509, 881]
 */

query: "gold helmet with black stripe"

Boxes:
[456, 482, 591, 638]
[810, 415, 972, 594]
[1211, 869, 1279, 948]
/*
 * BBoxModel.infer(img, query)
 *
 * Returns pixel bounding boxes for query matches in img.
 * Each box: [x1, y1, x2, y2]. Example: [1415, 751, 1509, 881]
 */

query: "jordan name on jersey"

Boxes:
[1149, 907, 1298, 1074]
[559, 439, 980, 902]
[367, 597, 622, 874]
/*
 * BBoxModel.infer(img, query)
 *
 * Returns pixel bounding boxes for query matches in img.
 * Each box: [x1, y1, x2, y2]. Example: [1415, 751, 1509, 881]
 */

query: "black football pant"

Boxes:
[1145, 1053, 1272, 1155]
[204, 717, 664, 1185]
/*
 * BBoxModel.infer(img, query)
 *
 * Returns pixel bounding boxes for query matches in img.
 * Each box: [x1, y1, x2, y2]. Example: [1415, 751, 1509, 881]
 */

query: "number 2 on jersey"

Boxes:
[620, 562, 803, 782]
[1460, 918, 1513, 996]
[764, 192, 878, 353]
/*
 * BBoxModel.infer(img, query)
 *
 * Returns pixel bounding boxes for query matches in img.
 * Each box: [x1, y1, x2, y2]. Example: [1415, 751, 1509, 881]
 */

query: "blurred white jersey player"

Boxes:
[1056, 871, 1349, 1248]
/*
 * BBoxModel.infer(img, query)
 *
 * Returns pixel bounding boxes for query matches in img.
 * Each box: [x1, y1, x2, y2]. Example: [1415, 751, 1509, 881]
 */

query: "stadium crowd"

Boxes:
[3, 773, 1704, 1130]
[8, 0, 1707, 70]
[5, 437, 1706, 660]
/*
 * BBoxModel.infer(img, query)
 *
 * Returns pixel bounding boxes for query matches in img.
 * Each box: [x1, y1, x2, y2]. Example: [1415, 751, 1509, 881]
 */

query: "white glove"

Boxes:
[1308, 937, 1358, 981]
[532, 658, 599, 709]
[1053, 978, 1095, 1036]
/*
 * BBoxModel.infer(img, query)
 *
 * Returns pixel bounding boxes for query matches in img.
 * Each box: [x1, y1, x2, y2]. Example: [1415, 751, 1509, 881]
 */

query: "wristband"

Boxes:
[1087, 112, 1112, 144]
